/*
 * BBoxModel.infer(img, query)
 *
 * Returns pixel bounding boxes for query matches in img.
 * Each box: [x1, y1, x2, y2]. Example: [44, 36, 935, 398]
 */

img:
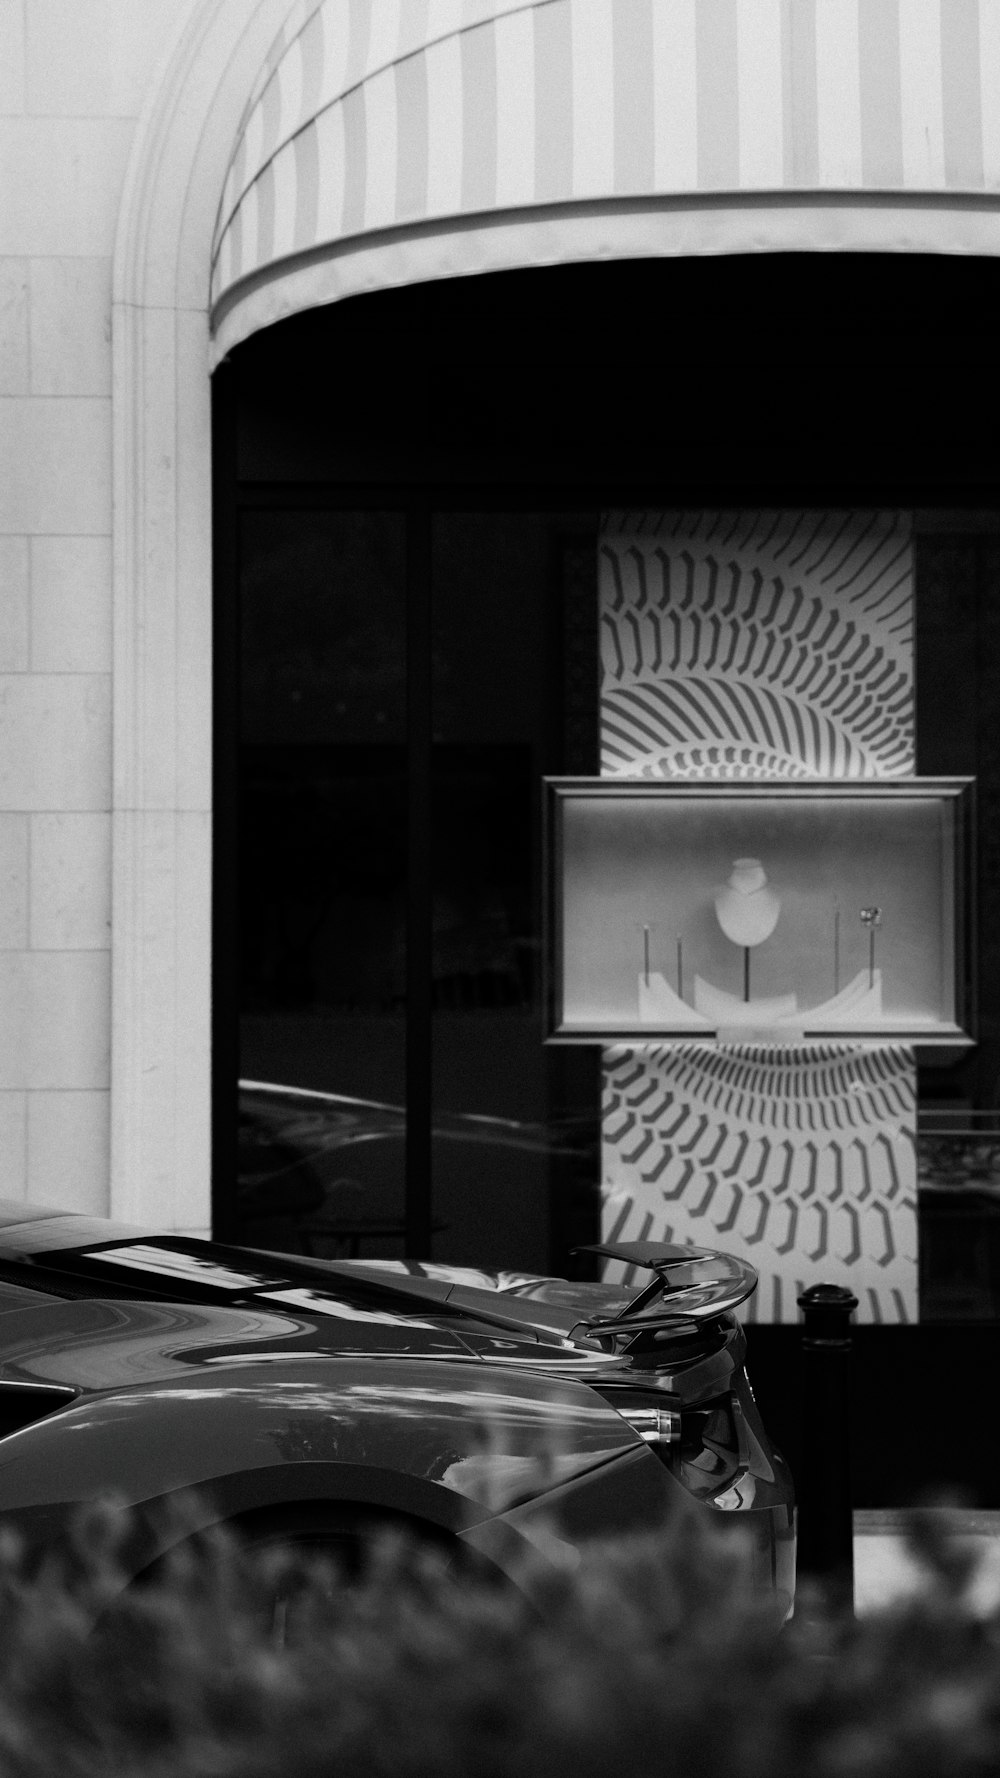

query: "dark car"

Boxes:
[0, 1200, 794, 1609]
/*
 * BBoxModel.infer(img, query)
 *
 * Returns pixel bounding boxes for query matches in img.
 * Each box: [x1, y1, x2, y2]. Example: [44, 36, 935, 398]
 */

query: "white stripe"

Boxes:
[899, 0, 946, 187]
[364, 62, 399, 228]
[271, 139, 299, 260]
[278, 29, 305, 151]
[227, 216, 241, 288]
[218, 159, 241, 242]
[425, 0, 464, 42]
[368, 0, 404, 71]
[495, 4, 536, 206]
[240, 178, 261, 275]
[815, 0, 863, 185]
[653, 0, 698, 192]
[211, 223, 230, 300]
[737, 0, 784, 188]
[241, 98, 266, 192]
[241, 63, 269, 124]
[571, 0, 614, 198]
[219, 228, 233, 300]
[425, 32, 464, 214]
[316, 1, 351, 114]
[314, 101, 346, 240]
[397, 3, 430, 60]
[980, 0, 1000, 190]
[286, 0, 314, 43]
[275, 29, 304, 152]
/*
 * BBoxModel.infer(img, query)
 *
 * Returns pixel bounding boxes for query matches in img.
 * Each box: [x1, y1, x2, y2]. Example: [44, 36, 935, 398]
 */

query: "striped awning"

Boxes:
[210, 0, 1000, 361]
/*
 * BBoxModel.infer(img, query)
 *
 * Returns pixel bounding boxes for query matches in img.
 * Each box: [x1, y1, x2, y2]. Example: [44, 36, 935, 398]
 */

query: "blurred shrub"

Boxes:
[1, 1498, 999, 1778]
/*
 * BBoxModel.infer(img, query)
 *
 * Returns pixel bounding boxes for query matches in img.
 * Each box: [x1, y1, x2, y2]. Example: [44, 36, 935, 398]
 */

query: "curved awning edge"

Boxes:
[210, 189, 1000, 366]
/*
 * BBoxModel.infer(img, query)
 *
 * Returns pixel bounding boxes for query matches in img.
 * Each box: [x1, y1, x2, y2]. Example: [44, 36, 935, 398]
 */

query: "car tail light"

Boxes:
[612, 1394, 740, 1497]
[676, 1395, 741, 1498]
[615, 1404, 682, 1450]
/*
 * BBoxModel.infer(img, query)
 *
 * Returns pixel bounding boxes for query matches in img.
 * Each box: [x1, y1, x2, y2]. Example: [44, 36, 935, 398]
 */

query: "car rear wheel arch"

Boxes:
[223, 1497, 471, 1583]
[128, 1493, 513, 1624]
[122, 1463, 505, 1590]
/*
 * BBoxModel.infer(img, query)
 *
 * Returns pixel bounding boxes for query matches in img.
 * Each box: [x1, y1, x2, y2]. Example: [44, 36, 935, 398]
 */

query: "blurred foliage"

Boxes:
[1, 1497, 1000, 1778]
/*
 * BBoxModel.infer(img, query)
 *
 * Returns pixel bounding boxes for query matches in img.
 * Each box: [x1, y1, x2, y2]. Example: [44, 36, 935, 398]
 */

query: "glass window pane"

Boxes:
[916, 521, 1000, 1322]
[240, 510, 405, 745]
[236, 511, 407, 1257]
[430, 513, 601, 1276]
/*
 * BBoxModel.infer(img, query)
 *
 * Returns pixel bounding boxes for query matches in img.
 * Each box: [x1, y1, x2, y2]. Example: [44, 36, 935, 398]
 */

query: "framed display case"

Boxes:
[544, 778, 974, 1047]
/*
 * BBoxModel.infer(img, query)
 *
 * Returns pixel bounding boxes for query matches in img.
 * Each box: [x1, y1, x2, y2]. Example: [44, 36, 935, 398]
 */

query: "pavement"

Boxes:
[853, 1509, 1000, 1614]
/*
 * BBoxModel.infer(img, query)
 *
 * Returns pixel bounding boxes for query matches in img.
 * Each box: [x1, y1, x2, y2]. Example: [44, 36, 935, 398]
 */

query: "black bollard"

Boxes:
[796, 1282, 858, 1612]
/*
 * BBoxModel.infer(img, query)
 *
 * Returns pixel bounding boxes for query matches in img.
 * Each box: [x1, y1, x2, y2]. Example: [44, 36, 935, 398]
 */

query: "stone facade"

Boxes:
[0, 0, 179, 1209]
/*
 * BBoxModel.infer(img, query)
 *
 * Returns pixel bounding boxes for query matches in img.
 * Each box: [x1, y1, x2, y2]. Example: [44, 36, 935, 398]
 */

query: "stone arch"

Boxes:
[110, 0, 291, 1227]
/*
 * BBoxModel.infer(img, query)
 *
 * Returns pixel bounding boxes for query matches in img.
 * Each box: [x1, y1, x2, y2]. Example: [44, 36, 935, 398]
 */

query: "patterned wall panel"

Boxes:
[601, 510, 914, 779]
[599, 511, 917, 1323]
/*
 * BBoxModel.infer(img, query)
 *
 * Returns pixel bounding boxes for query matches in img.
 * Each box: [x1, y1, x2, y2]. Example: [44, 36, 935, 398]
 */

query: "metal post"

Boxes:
[796, 1283, 858, 1611]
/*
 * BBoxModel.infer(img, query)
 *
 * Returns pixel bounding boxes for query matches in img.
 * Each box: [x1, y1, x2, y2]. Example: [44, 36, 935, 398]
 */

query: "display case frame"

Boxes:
[544, 777, 975, 1048]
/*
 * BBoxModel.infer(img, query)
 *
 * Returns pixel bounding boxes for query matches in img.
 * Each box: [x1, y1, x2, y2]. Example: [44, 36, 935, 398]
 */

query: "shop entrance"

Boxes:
[213, 252, 1000, 1497]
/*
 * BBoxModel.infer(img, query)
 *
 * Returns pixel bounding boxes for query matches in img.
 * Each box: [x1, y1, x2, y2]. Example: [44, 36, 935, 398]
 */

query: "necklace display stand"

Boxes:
[713, 858, 782, 1003]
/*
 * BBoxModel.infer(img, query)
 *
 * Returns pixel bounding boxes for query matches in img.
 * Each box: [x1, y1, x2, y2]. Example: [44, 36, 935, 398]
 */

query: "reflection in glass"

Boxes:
[919, 1111, 1000, 1323]
[431, 514, 600, 1274]
[237, 512, 407, 1253]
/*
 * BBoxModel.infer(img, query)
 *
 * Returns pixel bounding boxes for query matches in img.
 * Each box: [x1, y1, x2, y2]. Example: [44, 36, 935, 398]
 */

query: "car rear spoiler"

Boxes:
[573, 1239, 758, 1339]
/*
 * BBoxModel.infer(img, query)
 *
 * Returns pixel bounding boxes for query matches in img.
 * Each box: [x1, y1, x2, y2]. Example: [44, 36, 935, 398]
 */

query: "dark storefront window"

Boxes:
[226, 500, 1000, 1310]
[429, 513, 598, 1270]
[916, 521, 1000, 1323]
[235, 510, 408, 1254]
[216, 254, 1000, 1309]
[228, 499, 601, 1272]
[214, 254, 1000, 1503]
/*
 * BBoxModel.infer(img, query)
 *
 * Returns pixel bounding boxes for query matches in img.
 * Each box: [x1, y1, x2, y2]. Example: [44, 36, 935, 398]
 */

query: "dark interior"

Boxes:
[214, 251, 1000, 1503]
